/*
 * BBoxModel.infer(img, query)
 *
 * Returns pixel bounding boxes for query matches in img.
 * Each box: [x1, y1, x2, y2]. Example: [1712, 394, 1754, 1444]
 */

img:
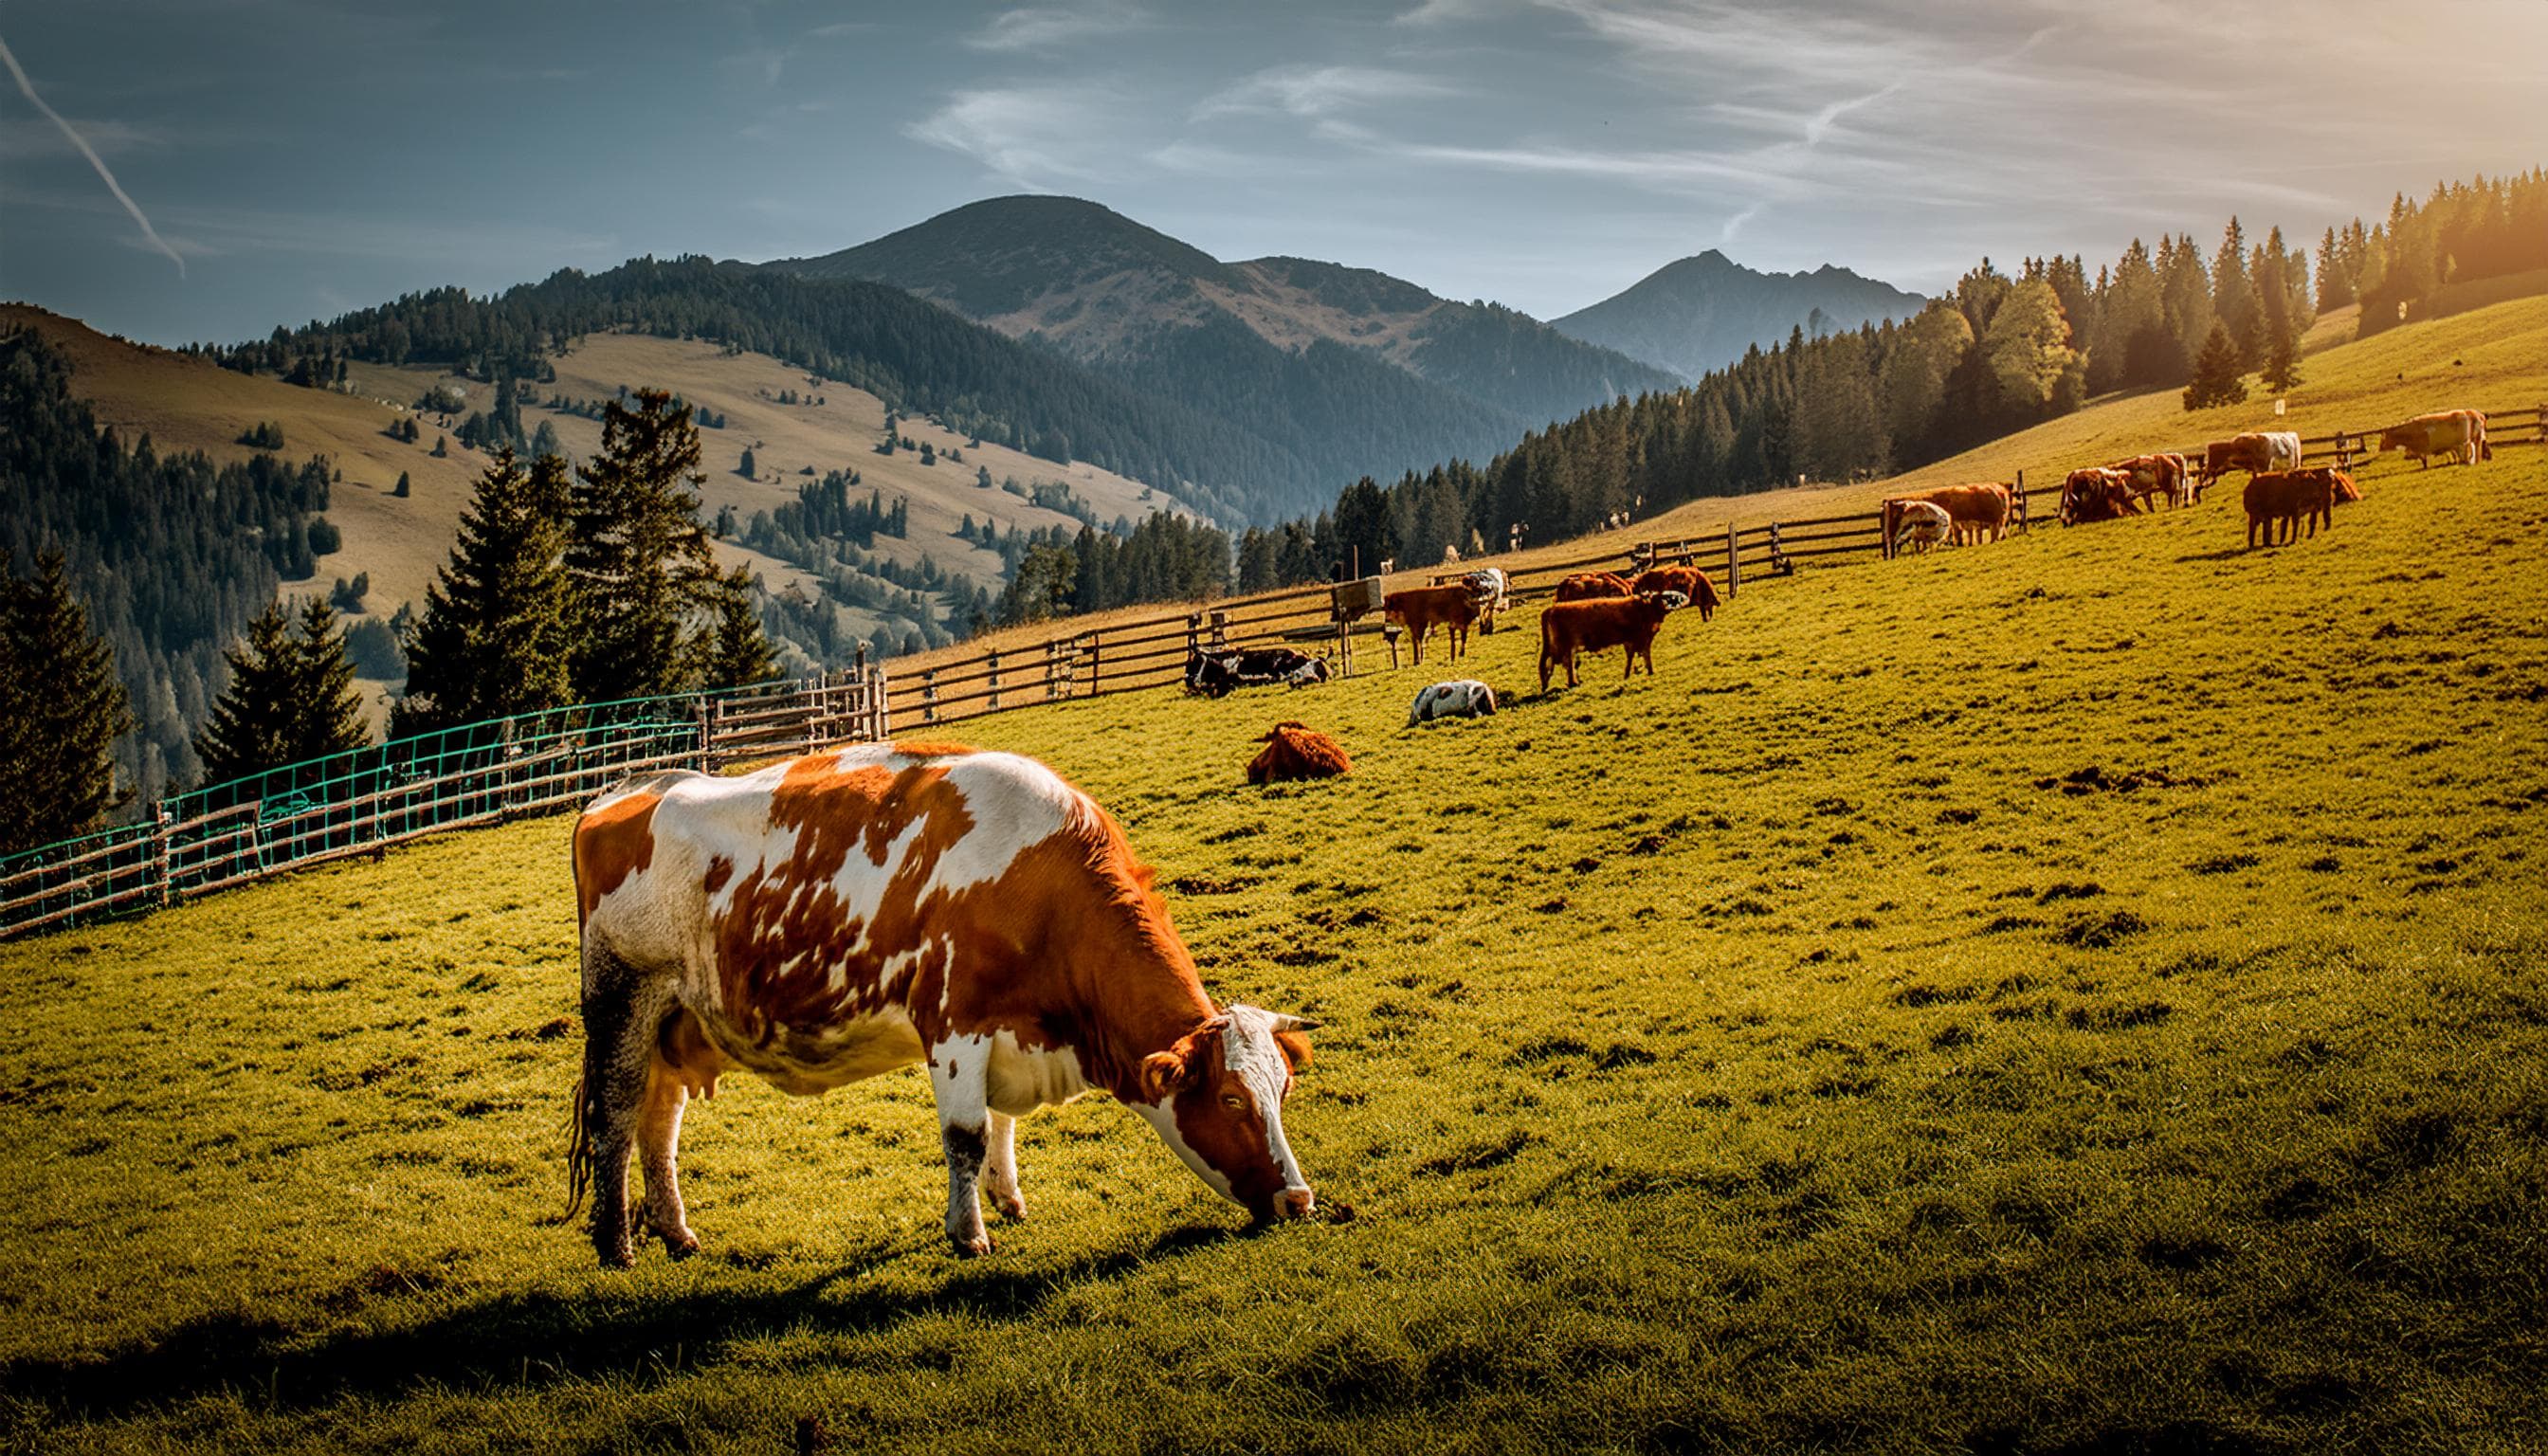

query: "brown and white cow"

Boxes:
[1629, 564, 1720, 622]
[2379, 410, 2490, 468]
[1553, 571, 1635, 603]
[1884, 484, 2011, 548]
[1382, 584, 1483, 665]
[566, 745, 1319, 1266]
[2061, 467, 2142, 525]
[2198, 431, 2302, 494]
[1538, 593, 1676, 691]
[2107, 452, 2192, 511]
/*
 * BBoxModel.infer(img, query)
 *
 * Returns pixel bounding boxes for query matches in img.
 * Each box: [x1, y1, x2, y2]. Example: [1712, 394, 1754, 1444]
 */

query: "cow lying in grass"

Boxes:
[1630, 564, 1720, 622]
[1408, 680, 1497, 726]
[1247, 722, 1353, 784]
[1185, 647, 1328, 699]
[1538, 592, 1684, 692]
[2245, 468, 2339, 548]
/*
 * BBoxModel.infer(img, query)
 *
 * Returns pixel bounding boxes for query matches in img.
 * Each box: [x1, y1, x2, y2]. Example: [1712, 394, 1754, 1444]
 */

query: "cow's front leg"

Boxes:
[985, 1112, 1028, 1222]
[930, 1037, 995, 1256]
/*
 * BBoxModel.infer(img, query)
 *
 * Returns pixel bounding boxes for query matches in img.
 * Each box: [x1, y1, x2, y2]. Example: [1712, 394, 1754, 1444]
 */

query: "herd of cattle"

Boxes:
[563, 402, 2509, 1267]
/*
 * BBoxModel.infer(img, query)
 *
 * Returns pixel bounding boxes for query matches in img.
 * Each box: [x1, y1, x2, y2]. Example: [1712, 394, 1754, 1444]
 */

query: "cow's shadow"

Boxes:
[2175, 546, 2259, 563]
[4, 1218, 1243, 1420]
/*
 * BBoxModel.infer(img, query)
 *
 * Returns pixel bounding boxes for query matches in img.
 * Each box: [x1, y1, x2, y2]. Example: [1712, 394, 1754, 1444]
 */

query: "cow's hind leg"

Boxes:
[636, 1057, 701, 1259]
[985, 1112, 1027, 1222]
[930, 1036, 996, 1256]
[573, 937, 674, 1268]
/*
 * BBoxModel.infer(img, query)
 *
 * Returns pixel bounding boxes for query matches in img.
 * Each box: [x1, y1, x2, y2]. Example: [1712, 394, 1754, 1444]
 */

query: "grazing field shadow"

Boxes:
[0, 1220, 1240, 1419]
[2175, 547, 2257, 563]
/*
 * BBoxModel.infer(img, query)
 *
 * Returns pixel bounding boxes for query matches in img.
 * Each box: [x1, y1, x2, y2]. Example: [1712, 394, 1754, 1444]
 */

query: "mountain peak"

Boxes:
[1549, 251, 1922, 379]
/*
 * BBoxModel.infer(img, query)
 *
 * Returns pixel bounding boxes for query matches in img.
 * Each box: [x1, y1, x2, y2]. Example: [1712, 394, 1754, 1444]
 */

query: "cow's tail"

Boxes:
[557, 1064, 594, 1226]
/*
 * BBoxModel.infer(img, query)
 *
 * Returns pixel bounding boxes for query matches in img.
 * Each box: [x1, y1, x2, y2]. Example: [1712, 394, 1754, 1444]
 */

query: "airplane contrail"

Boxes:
[0, 30, 186, 276]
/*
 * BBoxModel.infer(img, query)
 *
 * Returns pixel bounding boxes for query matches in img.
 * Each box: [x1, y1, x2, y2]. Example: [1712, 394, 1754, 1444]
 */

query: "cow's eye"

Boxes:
[1221, 1094, 1247, 1112]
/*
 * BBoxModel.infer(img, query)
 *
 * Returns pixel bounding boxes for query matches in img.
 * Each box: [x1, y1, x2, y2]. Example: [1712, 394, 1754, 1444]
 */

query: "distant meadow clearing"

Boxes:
[7, 427, 2547, 1451]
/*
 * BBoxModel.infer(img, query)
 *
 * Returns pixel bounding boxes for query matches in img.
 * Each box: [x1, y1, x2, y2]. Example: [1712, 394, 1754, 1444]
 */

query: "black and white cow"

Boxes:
[1184, 647, 1331, 699]
[1463, 569, 1509, 633]
[1407, 679, 1498, 726]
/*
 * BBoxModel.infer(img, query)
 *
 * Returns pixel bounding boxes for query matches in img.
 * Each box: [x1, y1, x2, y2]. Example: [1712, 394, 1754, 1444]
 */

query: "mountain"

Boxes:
[768, 195, 1682, 513]
[1551, 249, 1924, 379]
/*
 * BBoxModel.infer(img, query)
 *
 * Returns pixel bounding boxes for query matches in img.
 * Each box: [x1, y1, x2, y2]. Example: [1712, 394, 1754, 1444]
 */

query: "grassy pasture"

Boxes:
[9, 373, 2548, 1451]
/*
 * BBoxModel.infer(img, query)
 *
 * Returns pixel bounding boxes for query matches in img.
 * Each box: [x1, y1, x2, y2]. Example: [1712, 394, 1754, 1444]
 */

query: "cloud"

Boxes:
[1194, 64, 1465, 122]
[964, 2, 1147, 52]
[0, 31, 186, 276]
[1392, 0, 1503, 24]
[902, 85, 1128, 186]
[1719, 201, 1763, 244]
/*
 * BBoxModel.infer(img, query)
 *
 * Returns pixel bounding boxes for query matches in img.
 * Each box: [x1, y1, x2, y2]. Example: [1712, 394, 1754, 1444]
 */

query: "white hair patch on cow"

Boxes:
[1408, 680, 1498, 726]
[1219, 1005, 1309, 1202]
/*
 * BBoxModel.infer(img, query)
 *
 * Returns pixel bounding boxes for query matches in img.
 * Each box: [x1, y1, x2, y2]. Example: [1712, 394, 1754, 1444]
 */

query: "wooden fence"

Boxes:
[0, 664, 888, 939]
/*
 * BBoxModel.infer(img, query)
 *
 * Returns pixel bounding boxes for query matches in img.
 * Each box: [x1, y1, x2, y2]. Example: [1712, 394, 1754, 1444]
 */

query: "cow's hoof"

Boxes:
[597, 1243, 637, 1270]
[951, 1233, 994, 1258]
[993, 1196, 1028, 1224]
[662, 1231, 700, 1261]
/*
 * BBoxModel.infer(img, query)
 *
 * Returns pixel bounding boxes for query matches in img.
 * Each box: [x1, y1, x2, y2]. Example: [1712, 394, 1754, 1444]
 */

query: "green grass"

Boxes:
[9, 357, 2548, 1450]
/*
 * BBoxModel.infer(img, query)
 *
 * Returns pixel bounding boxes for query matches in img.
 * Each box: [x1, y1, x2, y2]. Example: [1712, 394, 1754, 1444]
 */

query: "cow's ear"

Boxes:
[1274, 1030, 1313, 1073]
[1139, 1049, 1192, 1101]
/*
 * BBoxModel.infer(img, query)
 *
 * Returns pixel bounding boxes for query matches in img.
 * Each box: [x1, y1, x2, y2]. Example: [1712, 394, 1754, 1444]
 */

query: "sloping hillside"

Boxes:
[3, 415, 2541, 1452]
[772, 195, 1681, 499]
[1552, 248, 1923, 378]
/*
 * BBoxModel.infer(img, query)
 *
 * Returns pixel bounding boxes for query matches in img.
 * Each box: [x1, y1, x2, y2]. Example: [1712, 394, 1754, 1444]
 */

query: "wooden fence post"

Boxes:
[1186, 613, 1201, 658]
[988, 650, 1001, 712]
[922, 667, 938, 724]
[1769, 521, 1787, 574]
[1210, 610, 1229, 650]
[1724, 526, 1740, 599]
[1088, 632, 1102, 697]
[869, 663, 889, 742]
[155, 807, 175, 908]
[2014, 468, 2028, 533]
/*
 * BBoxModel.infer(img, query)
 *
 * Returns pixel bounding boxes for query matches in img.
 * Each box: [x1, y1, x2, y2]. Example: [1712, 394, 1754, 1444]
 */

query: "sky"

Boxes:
[3, 0, 2544, 348]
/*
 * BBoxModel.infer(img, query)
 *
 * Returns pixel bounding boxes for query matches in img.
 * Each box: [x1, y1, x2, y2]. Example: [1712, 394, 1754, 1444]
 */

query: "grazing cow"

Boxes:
[1463, 568, 1510, 633]
[1884, 484, 2011, 548]
[565, 746, 1320, 1266]
[1407, 679, 1498, 726]
[1538, 593, 1676, 692]
[1630, 564, 1720, 622]
[2244, 469, 2338, 548]
[2061, 467, 2143, 525]
[1554, 571, 1635, 603]
[2107, 452, 2193, 510]
[1889, 500, 1953, 555]
[2200, 432, 2302, 494]
[1382, 584, 1483, 665]
[2379, 410, 2490, 468]
[1184, 647, 1329, 699]
[1247, 721, 1352, 784]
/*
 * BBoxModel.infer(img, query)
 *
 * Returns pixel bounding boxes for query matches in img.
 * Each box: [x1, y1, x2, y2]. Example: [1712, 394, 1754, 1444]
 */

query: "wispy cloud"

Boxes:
[0, 31, 186, 276]
[903, 85, 1128, 187]
[964, 2, 1147, 53]
[1392, 0, 1504, 25]
[1194, 64, 1465, 122]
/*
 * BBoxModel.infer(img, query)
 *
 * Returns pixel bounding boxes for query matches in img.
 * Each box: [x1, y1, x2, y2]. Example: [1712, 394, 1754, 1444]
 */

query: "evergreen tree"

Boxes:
[0, 552, 134, 853]
[393, 470, 412, 498]
[287, 596, 370, 764]
[697, 567, 776, 689]
[738, 446, 756, 479]
[529, 419, 562, 462]
[566, 389, 719, 701]
[2260, 329, 2304, 394]
[2182, 321, 2250, 410]
[393, 449, 573, 735]
[194, 602, 301, 786]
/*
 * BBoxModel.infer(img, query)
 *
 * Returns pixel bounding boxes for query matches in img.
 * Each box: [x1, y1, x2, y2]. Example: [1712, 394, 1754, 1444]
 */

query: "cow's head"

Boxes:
[1134, 1005, 1317, 1223]
[1641, 590, 1690, 612]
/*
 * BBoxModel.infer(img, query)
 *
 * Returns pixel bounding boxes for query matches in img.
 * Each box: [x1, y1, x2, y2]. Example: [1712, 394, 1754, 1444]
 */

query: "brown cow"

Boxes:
[1885, 483, 2011, 548]
[2107, 452, 2192, 511]
[2378, 410, 2489, 468]
[1553, 571, 1635, 603]
[2061, 467, 2142, 525]
[2244, 469, 2337, 548]
[2198, 431, 2302, 494]
[567, 747, 1319, 1266]
[1538, 594, 1675, 691]
[1247, 721, 1352, 784]
[1630, 564, 1719, 622]
[1381, 584, 1482, 666]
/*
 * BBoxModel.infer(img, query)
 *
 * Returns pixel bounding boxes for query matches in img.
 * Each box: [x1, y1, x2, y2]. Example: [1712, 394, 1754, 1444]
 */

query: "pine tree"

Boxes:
[0, 552, 135, 853]
[738, 446, 756, 479]
[696, 567, 776, 690]
[196, 597, 369, 789]
[393, 470, 411, 498]
[392, 449, 573, 735]
[287, 596, 370, 764]
[566, 390, 719, 701]
[2181, 321, 2250, 410]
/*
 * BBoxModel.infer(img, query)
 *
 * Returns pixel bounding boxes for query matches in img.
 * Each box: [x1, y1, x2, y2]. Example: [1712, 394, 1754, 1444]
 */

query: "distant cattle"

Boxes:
[1407, 680, 1498, 726]
[565, 746, 1319, 1266]
[1185, 647, 1329, 699]
[1884, 483, 2011, 548]
[2199, 431, 2303, 494]
[1538, 593, 1676, 692]
[1629, 564, 1720, 622]
[1463, 568, 1510, 632]
[2107, 452, 2193, 510]
[1889, 500, 1953, 555]
[1554, 571, 1635, 603]
[1382, 585, 1483, 665]
[2061, 467, 2142, 525]
[1247, 721, 1353, 784]
[2244, 468, 2339, 548]
[2379, 410, 2490, 468]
